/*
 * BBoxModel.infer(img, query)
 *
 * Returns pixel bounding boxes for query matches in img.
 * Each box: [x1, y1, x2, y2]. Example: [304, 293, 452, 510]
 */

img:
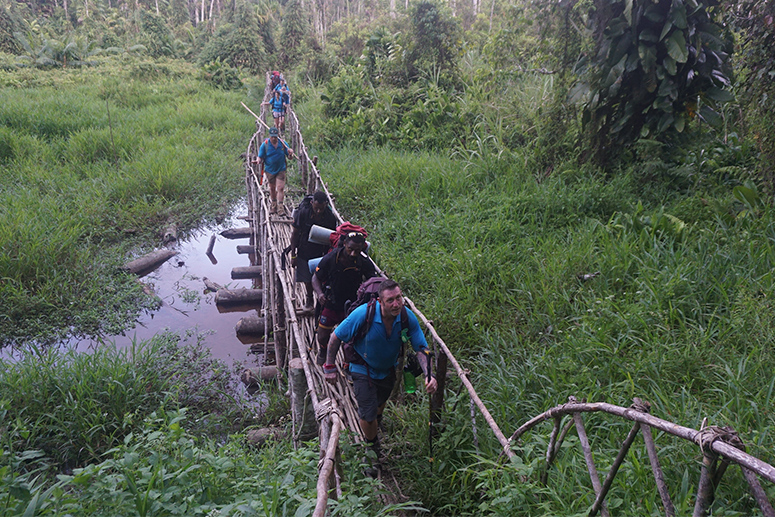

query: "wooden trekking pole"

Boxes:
[425, 351, 434, 462]
[240, 102, 295, 157]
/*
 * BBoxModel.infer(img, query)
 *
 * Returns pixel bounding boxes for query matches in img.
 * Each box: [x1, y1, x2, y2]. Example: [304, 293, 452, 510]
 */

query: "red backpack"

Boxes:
[329, 222, 368, 250]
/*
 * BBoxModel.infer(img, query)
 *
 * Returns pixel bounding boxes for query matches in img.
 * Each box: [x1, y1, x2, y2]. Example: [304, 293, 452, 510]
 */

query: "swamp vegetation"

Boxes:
[2, 0, 775, 514]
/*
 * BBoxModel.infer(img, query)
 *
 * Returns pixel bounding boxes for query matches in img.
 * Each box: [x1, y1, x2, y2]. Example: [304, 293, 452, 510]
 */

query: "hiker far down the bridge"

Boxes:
[262, 89, 286, 131]
[312, 231, 377, 366]
[289, 191, 337, 315]
[257, 127, 293, 216]
[323, 278, 437, 471]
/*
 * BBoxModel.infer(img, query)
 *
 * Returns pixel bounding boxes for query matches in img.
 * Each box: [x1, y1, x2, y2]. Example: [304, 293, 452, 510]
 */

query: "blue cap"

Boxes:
[268, 127, 279, 137]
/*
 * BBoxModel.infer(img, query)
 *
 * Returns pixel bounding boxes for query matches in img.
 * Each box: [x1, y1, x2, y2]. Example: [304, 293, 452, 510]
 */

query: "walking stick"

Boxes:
[240, 102, 294, 156]
[425, 351, 435, 462]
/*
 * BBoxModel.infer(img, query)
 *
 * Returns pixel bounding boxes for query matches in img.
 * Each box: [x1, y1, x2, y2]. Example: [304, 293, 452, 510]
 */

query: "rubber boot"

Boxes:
[363, 437, 381, 478]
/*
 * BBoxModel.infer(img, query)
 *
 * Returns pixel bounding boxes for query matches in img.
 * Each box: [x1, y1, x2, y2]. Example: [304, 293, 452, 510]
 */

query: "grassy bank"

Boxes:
[0, 336, 416, 516]
[318, 145, 775, 515]
[0, 58, 263, 346]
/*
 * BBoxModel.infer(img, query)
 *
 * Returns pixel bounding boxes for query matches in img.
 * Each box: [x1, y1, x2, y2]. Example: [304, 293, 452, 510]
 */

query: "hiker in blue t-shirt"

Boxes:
[322, 279, 437, 465]
[258, 127, 294, 216]
[262, 90, 285, 130]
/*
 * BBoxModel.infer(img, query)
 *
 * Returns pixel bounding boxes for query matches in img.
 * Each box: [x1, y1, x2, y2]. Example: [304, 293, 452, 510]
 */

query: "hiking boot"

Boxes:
[295, 300, 315, 317]
[295, 305, 314, 317]
[269, 201, 277, 215]
[362, 439, 382, 478]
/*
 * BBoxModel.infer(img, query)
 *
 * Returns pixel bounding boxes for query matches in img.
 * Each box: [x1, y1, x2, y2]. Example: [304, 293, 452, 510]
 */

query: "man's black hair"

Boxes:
[313, 191, 328, 204]
[378, 279, 400, 297]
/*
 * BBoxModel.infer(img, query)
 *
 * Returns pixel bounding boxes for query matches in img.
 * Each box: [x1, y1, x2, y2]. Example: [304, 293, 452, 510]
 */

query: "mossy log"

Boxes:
[215, 288, 262, 305]
[124, 249, 177, 275]
[231, 266, 263, 279]
[220, 227, 253, 239]
[235, 315, 265, 336]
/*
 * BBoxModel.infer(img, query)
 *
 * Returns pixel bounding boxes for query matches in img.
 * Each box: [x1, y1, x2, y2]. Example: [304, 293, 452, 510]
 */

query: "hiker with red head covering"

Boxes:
[312, 231, 376, 365]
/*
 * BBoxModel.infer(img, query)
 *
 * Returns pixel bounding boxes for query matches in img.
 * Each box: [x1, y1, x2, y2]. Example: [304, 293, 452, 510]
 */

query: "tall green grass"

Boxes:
[0, 335, 412, 516]
[318, 145, 775, 515]
[0, 332, 254, 469]
[0, 60, 254, 345]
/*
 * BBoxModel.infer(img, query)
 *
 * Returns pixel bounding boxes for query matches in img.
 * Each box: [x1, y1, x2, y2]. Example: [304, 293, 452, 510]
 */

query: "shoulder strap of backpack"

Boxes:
[353, 298, 378, 343]
[399, 306, 410, 355]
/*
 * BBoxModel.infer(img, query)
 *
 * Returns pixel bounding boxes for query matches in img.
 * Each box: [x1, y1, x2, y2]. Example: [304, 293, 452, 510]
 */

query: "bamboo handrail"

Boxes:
[507, 400, 775, 484]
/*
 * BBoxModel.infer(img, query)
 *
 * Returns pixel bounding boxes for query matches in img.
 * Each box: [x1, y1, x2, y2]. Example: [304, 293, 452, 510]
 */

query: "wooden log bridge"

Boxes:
[239, 73, 775, 516]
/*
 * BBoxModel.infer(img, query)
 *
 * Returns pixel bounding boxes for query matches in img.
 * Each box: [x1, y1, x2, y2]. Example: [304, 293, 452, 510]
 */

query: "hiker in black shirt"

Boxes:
[290, 191, 337, 314]
[312, 232, 376, 365]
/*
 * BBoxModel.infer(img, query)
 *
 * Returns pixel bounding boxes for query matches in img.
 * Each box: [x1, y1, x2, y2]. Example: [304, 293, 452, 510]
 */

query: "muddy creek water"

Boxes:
[73, 208, 262, 367]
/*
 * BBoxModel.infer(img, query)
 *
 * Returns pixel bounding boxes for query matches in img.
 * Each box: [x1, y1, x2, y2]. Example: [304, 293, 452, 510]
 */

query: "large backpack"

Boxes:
[342, 277, 410, 367]
[329, 222, 368, 251]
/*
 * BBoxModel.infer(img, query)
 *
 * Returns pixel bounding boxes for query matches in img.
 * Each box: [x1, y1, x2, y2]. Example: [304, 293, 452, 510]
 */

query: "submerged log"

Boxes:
[241, 366, 279, 385]
[235, 315, 265, 336]
[220, 227, 253, 239]
[124, 249, 177, 275]
[162, 223, 177, 243]
[231, 266, 263, 279]
[206, 234, 216, 255]
[215, 288, 262, 305]
[202, 277, 222, 293]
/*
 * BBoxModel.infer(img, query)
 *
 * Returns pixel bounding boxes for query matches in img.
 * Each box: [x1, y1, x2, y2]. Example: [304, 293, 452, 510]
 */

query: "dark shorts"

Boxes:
[318, 306, 345, 330]
[266, 169, 286, 183]
[352, 371, 396, 422]
[295, 258, 314, 283]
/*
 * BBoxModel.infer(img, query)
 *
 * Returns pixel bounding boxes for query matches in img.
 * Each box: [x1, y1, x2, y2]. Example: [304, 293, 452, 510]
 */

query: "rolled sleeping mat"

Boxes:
[309, 224, 371, 251]
[308, 225, 334, 246]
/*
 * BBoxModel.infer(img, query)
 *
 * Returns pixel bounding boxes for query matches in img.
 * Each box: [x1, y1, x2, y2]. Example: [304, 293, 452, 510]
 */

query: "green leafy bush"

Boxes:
[572, 0, 734, 164]
[200, 57, 243, 89]
[198, 2, 265, 73]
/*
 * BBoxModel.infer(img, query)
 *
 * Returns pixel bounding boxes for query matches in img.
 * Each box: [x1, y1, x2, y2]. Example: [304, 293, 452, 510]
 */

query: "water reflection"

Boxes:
[71, 210, 261, 365]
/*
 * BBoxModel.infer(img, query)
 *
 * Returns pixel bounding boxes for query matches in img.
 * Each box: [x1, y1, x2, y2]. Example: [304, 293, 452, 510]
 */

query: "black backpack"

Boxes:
[342, 277, 410, 366]
[292, 194, 313, 220]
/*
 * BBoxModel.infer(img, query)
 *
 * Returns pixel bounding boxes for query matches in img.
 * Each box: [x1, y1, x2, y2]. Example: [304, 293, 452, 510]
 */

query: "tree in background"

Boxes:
[198, 0, 265, 72]
[0, 2, 24, 53]
[408, 0, 461, 83]
[733, 0, 775, 190]
[572, 0, 733, 165]
[280, 0, 309, 67]
[137, 9, 176, 57]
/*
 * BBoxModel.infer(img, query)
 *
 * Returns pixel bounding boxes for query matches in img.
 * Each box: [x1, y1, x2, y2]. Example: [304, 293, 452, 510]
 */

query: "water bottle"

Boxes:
[403, 366, 416, 394]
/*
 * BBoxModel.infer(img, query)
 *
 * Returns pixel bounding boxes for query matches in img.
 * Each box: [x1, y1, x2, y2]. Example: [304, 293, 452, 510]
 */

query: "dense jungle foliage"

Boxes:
[2, 0, 775, 514]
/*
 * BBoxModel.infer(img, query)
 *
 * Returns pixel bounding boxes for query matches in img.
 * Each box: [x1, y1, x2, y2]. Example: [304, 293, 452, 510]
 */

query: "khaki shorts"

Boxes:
[266, 169, 286, 183]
